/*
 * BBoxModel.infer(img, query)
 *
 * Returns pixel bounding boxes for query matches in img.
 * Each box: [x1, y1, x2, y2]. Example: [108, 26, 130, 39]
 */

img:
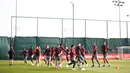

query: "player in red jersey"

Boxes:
[81, 44, 88, 68]
[43, 45, 52, 67]
[91, 42, 100, 68]
[20, 48, 28, 64]
[66, 45, 76, 70]
[8, 46, 16, 66]
[35, 46, 41, 67]
[75, 43, 85, 69]
[102, 42, 111, 67]
[54, 44, 62, 68]
[28, 46, 35, 66]
[59, 44, 65, 67]
[65, 47, 70, 63]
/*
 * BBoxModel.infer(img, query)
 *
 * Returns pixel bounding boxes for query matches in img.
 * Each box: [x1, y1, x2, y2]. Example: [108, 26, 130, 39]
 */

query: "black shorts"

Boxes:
[9, 55, 14, 60]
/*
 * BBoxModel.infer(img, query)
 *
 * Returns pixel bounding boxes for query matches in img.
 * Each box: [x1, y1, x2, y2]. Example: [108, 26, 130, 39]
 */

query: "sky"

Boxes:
[0, 0, 130, 38]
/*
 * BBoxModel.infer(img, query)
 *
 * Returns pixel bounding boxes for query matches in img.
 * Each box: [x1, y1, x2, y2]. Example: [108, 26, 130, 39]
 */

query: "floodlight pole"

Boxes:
[11, 17, 13, 39]
[15, 0, 18, 36]
[126, 15, 129, 38]
[106, 21, 109, 48]
[85, 20, 86, 38]
[61, 19, 64, 44]
[71, 2, 74, 44]
[37, 18, 39, 37]
[112, 0, 125, 38]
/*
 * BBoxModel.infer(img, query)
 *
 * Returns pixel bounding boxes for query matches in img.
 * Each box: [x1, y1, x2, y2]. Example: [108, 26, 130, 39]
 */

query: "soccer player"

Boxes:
[66, 45, 76, 70]
[20, 48, 28, 64]
[51, 47, 55, 62]
[28, 46, 35, 66]
[59, 44, 65, 68]
[43, 45, 52, 67]
[91, 42, 100, 68]
[65, 47, 70, 63]
[54, 45, 62, 68]
[35, 46, 41, 67]
[8, 46, 16, 66]
[75, 43, 85, 70]
[102, 42, 111, 67]
[81, 44, 88, 68]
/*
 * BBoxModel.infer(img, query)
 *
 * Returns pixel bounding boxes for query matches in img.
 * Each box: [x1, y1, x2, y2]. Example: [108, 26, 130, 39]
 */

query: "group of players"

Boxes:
[8, 42, 111, 70]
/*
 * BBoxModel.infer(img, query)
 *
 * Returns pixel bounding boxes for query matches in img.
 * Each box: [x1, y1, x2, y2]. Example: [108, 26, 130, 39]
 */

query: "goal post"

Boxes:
[117, 46, 130, 59]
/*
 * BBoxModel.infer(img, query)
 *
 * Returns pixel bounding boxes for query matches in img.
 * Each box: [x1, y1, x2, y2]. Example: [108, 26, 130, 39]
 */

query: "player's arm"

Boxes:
[43, 49, 47, 56]
[13, 50, 16, 54]
[106, 46, 112, 52]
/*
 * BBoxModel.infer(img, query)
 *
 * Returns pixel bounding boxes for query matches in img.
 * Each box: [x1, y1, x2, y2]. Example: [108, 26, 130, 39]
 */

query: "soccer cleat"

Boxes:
[108, 64, 111, 67]
[91, 65, 94, 68]
[72, 68, 76, 70]
[102, 65, 105, 67]
[37, 63, 40, 67]
[81, 68, 86, 71]
[66, 65, 69, 68]
[31, 62, 34, 66]
[98, 65, 100, 68]
[59, 64, 62, 68]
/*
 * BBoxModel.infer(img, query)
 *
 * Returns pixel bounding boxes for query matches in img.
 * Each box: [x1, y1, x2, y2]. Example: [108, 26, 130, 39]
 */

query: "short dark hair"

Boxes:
[71, 45, 74, 48]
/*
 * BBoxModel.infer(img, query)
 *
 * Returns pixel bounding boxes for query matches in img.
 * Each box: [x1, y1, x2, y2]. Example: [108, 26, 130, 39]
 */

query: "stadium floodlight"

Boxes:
[112, 0, 125, 38]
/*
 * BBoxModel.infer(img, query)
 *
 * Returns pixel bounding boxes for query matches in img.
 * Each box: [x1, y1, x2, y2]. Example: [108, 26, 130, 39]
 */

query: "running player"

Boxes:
[75, 43, 85, 70]
[28, 46, 35, 66]
[20, 48, 28, 64]
[8, 46, 16, 66]
[81, 44, 88, 68]
[102, 42, 111, 67]
[43, 45, 52, 67]
[59, 44, 65, 67]
[35, 46, 41, 67]
[65, 47, 70, 63]
[54, 45, 62, 68]
[66, 45, 76, 70]
[91, 42, 100, 68]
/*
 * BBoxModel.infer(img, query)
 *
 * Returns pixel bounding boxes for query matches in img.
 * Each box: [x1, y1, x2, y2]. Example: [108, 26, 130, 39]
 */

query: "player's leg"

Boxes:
[10, 55, 14, 65]
[80, 55, 85, 68]
[105, 54, 110, 67]
[43, 57, 47, 65]
[95, 55, 100, 68]
[77, 55, 82, 69]
[83, 55, 88, 68]
[72, 58, 76, 70]
[55, 57, 59, 68]
[91, 54, 95, 67]
[58, 56, 62, 68]
[9, 55, 11, 65]
[66, 55, 69, 63]
[24, 56, 27, 64]
[102, 54, 106, 67]
[30, 55, 34, 64]
[48, 56, 51, 67]
[47, 56, 50, 67]
[50, 56, 54, 66]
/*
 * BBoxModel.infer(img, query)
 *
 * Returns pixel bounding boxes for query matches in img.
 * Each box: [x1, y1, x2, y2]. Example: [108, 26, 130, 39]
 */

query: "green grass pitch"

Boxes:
[0, 60, 130, 73]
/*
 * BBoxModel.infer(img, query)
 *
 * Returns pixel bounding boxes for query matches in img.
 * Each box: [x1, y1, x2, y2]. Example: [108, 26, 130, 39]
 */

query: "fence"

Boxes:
[0, 36, 130, 60]
[11, 16, 130, 38]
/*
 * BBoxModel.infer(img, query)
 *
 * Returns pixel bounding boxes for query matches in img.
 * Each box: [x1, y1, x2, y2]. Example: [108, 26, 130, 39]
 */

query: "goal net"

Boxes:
[117, 46, 130, 59]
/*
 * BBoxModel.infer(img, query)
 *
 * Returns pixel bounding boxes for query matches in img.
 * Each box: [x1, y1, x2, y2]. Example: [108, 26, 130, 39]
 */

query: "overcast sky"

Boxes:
[0, 0, 130, 38]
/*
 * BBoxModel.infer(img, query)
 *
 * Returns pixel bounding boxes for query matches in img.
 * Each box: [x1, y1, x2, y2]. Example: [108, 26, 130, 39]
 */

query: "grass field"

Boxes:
[0, 60, 130, 73]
